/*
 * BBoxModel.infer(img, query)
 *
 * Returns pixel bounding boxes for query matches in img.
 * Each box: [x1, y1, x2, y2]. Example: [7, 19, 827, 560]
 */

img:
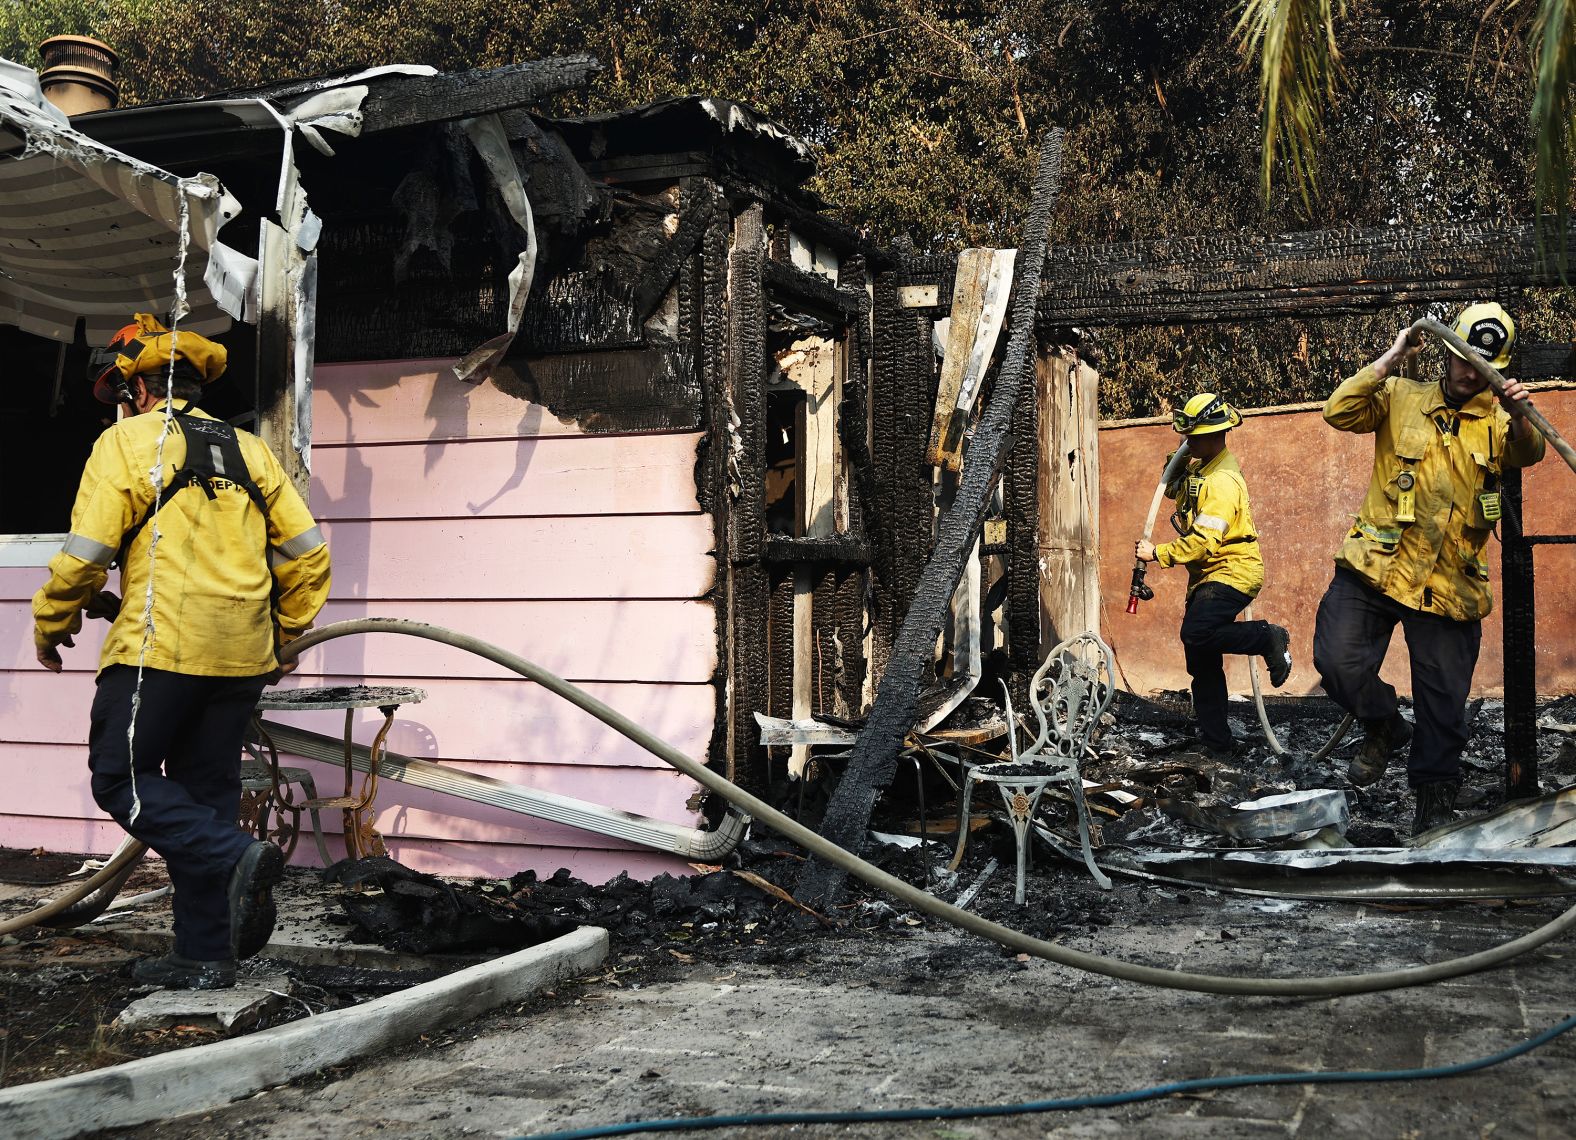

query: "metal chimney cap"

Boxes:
[38, 35, 120, 67]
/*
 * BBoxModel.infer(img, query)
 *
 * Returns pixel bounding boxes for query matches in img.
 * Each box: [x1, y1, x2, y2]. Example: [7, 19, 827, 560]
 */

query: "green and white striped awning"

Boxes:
[0, 58, 254, 345]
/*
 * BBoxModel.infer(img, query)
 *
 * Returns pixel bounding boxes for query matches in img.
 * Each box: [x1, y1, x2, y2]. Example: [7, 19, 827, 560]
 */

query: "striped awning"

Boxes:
[0, 59, 255, 345]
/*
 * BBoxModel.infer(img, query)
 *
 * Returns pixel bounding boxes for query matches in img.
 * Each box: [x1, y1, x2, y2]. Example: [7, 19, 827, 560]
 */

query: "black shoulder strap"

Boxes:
[117, 411, 272, 565]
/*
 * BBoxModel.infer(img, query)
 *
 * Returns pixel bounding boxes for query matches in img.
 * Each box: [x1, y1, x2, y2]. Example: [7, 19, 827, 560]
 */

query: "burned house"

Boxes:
[3, 43, 1573, 885]
[0, 48, 1110, 880]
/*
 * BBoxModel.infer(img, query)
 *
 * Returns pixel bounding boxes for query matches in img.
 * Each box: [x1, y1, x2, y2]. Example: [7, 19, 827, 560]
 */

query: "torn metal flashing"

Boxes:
[1158, 789, 1351, 842]
[1037, 827, 1576, 901]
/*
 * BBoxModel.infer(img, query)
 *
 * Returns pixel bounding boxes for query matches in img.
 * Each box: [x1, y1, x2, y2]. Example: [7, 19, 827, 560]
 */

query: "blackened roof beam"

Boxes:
[359, 56, 601, 133]
[1037, 220, 1576, 328]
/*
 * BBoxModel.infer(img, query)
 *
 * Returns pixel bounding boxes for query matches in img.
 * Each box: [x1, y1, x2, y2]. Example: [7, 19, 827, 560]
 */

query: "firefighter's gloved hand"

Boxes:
[1135, 539, 1157, 563]
[85, 591, 121, 620]
[36, 633, 73, 673]
[265, 658, 298, 686]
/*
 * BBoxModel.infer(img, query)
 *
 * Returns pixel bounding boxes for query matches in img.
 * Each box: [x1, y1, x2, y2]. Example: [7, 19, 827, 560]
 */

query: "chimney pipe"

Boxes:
[38, 35, 120, 117]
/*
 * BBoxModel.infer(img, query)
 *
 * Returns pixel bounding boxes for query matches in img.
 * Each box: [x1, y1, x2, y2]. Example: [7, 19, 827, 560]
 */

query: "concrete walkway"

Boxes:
[109, 889, 1576, 1139]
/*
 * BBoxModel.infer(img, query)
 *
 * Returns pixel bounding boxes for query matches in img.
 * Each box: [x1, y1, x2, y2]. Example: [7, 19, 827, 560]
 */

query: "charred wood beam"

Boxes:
[1004, 381, 1040, 674]
[632, 193, 718, 321]
[726, 203, 773, 792]
[727, 205, 768, 559]
[840, 253, 876, 542]
[1036, 221, 1576, 328]
[360, 57, 601, 134]
[796, 130, 1067, 909]
[762, 259, 864, 316]
[690, 179, 735, 784]
[762, 536, 873, 565]
[867, 271, 935, 684]
[1502, 467, 1539, 800]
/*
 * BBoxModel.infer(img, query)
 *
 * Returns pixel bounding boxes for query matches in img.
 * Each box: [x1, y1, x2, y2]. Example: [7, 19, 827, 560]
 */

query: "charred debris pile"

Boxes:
[325, 692, 1576, 964]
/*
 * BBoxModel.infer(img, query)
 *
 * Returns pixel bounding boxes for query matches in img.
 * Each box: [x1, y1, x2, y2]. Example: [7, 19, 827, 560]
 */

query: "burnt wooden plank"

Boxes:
[866, 268, 903, 683]
[360, 57, 601, 134]
[762, 258, 863, 316]
[866, 268, 935, 684]
[762, 536, 872, 565]
[834, 567, 869, 715]
[1004, 370, 1040, 674]
[732, 561, 773, 796]
[797, 131, 1067, 907]
[728, 205, 769, 561]
[1037, 222, 1576, 328]
[767, 565, 797, 724]
[840, 253, 874, 542]
[689, 180, 735, 780]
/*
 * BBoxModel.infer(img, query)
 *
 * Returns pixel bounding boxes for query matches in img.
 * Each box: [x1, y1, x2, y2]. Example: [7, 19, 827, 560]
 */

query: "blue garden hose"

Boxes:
[513, 1013, 1576, 1139]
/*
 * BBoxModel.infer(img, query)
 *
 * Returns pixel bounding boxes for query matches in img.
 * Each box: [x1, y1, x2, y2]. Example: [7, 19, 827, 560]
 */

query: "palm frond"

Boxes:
[1233, 0, 1348, 213]
[1529, 0, 1575, 276]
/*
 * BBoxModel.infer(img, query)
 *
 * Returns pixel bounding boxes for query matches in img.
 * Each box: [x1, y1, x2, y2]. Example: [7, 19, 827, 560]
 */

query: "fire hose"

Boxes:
[5, 321, 1571, 986]
[242, 617, 1575, 997]
[0, 836, 148, 936]
[4, 616, 1572, 991]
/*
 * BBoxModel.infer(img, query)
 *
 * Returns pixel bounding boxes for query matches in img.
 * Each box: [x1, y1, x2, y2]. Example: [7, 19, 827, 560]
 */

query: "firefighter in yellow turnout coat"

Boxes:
[32, 315, 331, 990]
[1313, 303, 1544, 834]
[1137, 394, 1292, 758]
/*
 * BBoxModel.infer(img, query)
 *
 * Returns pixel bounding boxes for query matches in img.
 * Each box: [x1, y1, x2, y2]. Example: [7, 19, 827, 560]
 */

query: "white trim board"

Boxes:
[0, 535, 63, 568]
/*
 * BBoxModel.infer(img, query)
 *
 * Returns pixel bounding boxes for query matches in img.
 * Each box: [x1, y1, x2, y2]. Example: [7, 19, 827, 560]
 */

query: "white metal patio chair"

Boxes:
[948, 631, 1115, 901]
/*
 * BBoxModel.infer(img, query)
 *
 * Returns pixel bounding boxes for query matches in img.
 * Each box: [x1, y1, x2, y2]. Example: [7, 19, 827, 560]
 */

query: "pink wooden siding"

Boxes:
[0, 357, 719, 882]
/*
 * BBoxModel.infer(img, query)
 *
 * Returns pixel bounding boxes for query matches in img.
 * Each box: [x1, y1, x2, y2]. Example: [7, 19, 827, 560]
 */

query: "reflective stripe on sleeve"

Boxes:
[1193, 514, 1228, 533]
[61, 533, 116, 565]
[273, 525, 325, 562]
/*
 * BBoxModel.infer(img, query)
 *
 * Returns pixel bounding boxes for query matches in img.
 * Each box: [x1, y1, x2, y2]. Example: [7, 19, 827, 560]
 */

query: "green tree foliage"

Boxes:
[4, 1, 1570, 415]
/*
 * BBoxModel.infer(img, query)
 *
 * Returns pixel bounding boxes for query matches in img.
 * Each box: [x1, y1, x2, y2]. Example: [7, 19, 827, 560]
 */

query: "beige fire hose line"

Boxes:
[1409, 318, 1576, 475]
[254, 618, 1576, 997]
[0, 836, 147, 936]
[2, 321, 1563, 968]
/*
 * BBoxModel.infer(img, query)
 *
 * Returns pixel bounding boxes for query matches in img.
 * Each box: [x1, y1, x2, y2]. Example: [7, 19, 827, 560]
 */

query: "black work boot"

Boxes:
[1346, 713, 1413, 786]
[229, 840, 284, 960]
[1263, 625, 1293, 688]
[1413, 780, 1461, 836]
[132, 953, 237, 990]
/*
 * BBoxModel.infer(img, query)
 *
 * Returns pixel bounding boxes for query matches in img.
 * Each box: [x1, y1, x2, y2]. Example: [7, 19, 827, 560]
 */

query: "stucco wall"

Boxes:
[0, 359, 718, 881]
[1096, 389, 1576, 701]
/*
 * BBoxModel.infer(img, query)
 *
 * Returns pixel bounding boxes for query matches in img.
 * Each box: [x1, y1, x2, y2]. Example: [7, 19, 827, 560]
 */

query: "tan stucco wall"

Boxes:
[1096, 390, 1576, 700]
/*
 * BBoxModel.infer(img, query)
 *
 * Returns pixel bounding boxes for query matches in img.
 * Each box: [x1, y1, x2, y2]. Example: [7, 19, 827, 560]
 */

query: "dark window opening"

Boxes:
[764, 388, 803, 537]
[0, 322, 258, 536]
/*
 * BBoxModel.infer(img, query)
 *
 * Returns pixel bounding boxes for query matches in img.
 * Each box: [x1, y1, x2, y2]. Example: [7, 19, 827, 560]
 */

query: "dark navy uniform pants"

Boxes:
[1312, 568, 1481, 786]
[89, 665, 268, 961]
[1181, 582, 1277, 752]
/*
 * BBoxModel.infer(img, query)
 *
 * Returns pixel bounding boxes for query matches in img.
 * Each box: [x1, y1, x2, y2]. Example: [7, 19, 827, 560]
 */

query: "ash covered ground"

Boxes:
[4, 693, 1574, 1098]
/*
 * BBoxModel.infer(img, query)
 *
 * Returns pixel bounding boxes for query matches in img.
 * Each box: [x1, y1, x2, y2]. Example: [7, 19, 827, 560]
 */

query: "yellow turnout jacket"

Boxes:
[1153, 447, 1264, 598]
[33, 402, 331, 676]
[1324, 366, 1544, 621]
